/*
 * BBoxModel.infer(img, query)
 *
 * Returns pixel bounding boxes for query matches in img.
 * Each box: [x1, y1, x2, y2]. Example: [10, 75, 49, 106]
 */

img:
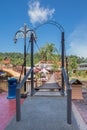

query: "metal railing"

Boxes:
[62, 68, 72, 124]
[16, 68, 33, 121]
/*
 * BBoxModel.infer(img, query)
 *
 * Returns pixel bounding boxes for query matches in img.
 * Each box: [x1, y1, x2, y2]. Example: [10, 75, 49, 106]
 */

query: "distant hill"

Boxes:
[0, 52, 87, 70]
[0, 52, 26, 66]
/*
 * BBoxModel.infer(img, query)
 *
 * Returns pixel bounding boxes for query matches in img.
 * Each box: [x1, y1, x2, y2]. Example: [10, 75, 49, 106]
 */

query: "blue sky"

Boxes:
[0, 0, 87, 58]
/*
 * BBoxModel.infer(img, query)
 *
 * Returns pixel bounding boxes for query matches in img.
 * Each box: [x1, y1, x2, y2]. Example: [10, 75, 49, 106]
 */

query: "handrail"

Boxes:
[62, 68, 71, 89]
[16, 67, 33, 121]
[62, 68, 72, 124]
[17, 67, 33, 89]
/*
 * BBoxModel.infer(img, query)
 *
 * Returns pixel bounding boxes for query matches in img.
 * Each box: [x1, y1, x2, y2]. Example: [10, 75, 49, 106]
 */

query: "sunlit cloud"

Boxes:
[28, 0, 55, 25]
[67, 24, 87, 58]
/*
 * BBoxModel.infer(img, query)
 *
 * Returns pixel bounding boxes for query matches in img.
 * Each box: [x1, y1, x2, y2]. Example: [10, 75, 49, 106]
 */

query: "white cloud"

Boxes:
[28, 0, 55, 25]
[67, 24, 87, 58]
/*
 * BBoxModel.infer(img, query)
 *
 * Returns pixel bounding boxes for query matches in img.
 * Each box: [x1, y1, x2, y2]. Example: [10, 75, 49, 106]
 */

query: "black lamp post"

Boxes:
[61, 32, 65, 95]
[14, 23, 30, 92]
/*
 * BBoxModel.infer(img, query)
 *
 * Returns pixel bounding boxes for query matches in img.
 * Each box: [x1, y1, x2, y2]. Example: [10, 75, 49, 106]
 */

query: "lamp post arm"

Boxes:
[26, 29, 32, 33]
[14, 30, 24, 43]
[14, 30, 24, 37]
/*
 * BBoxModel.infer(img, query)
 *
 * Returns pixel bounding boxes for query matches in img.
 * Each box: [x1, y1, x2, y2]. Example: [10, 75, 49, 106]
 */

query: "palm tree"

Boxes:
[39, 47, 47, 61]
[46, 43, 61, 62]
[39, 43, 60, 63]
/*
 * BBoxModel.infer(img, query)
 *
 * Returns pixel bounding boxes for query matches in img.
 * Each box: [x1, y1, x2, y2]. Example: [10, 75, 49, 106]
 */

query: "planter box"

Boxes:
[71, 84, 83, 100]
[0, 80, 8, 92]
[70, 79, 83, 100]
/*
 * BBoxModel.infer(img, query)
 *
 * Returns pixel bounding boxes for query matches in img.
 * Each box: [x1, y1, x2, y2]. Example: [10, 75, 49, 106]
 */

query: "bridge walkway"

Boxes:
[34, 73, 62, 96]
[5, 74, 80, 130]
[5, 96, 80, 130]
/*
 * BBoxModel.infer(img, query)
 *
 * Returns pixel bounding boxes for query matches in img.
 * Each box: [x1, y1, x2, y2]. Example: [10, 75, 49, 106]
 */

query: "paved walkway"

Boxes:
[4, 74, 86, 130]
[73, 92, 87, 124]
[0, 92, 24, 130]
[5, 96, 80, 130]
[72, 102, 87, 130]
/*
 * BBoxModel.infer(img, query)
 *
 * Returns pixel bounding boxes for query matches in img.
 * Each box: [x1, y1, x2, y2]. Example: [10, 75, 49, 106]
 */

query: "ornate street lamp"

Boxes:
[14, 23, 31, 92]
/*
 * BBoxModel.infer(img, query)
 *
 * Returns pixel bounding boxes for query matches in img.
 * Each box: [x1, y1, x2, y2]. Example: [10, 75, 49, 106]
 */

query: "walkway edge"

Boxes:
[72, 102, 87, 130]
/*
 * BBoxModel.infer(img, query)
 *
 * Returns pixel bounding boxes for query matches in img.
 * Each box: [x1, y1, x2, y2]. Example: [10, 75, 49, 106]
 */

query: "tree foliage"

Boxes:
[0, 43, 87, 72]
[39, 43, 59, 62]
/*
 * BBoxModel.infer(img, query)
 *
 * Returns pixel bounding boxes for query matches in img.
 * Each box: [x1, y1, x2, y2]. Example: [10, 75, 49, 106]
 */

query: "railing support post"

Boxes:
[61, 32, 65, 95]
[66, 57, 69, 81]
[16, 87, 21, 121]
[67, 88, 72, 124]
[24, 24, 27, 92]
[30, 33, 34, 96]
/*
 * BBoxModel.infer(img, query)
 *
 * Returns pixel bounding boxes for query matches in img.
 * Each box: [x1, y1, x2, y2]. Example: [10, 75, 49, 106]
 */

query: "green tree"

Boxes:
[39, 46, 47, 61]
[68, 56, 78, 71]
[39, 43, 58, 62]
